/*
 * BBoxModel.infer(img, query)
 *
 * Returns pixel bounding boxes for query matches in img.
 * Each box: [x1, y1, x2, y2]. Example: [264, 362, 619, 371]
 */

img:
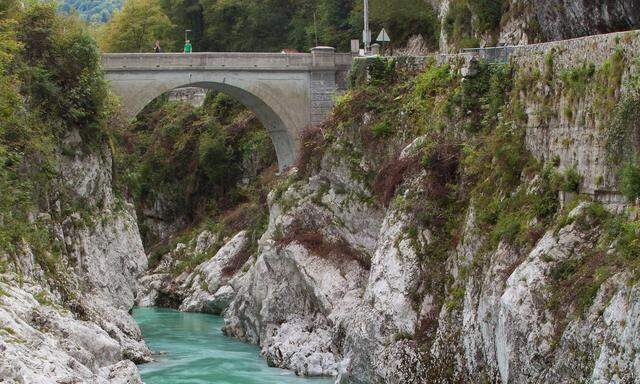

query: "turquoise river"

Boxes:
[132, 307, 334, 384]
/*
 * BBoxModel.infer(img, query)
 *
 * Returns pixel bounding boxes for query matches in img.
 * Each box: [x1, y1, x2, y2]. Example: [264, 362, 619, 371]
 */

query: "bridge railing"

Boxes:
[101, 51, 354, 71]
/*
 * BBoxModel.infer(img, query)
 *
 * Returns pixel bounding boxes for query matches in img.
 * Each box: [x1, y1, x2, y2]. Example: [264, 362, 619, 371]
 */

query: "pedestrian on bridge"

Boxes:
[183, 39, 192, 53]
[154, 41, 161, 53]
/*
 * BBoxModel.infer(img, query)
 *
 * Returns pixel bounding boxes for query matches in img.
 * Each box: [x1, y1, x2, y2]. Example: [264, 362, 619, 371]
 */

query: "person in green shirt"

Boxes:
[183, 40, 192, 53]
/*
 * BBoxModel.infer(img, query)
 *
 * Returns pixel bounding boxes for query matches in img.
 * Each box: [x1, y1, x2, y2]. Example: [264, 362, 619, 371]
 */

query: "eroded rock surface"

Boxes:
[136, 230, 251, 316]
[0, 130, 148, 382]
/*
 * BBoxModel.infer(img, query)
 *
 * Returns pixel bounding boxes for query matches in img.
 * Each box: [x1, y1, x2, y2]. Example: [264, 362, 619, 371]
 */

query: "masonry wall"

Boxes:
[390, 30, 640, 207]
[511, 30, 640, 206]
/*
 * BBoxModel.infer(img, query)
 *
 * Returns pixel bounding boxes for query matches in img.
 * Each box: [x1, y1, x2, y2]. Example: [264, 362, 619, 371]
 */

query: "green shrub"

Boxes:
[414, 63, 454, 98]
[550, 259, 578, 281]
[491, 213, 522, 245]
[559, 63, 596, 100]
[560, 167, 582, 193]
[372, 120, 392, 138]
[604, 216, 640, 261]
[446, 284, 466, 310]
[619, 161, 640, 201]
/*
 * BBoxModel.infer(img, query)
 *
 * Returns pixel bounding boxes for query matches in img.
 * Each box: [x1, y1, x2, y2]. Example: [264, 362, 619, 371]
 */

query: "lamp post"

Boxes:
[363, 0, 370, 53]
[184, 29, 191, 42]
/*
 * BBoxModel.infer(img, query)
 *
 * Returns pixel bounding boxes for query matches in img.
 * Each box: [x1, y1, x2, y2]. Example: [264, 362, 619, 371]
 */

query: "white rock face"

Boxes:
[136, 230, 251, 315]
[63, 210, 147, 310]
[180, 231, 249, 313]
[0, 279, 143, 383]
[221, 139, 640, 384]
[365, 210, 421, 336]
[1, 130, 149, 382]
[223, 157, 430, 380]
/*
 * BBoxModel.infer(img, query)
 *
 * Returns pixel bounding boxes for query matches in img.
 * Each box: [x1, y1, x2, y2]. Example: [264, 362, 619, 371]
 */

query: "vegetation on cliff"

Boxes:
[0, 2, 110, 269]
[283, 47, 640, 355]
[110, 91, 277, 269]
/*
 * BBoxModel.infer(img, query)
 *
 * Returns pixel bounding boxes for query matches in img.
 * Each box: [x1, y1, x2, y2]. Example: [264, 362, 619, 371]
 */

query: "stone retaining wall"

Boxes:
[387, 29, 640, 208]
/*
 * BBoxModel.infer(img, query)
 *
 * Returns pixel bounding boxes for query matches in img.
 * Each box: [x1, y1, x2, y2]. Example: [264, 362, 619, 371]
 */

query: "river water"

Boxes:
[132, 307, 334, 384]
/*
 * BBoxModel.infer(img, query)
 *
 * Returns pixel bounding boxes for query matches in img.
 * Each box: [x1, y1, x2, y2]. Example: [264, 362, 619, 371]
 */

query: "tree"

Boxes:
[0, 18, 21, 126]
[0, 0, 19, 19]
[315, 0, 356, 51]
[58, 0, 123, 23]
[355, 0, 440, 50]
[157, 0, 205, 52]
[98, 0, 173, 52]
[199, 0, 295, 52]
[17, 3, 109, 137]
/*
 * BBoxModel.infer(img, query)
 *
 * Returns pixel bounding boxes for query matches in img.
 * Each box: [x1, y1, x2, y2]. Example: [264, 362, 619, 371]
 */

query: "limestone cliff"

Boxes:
[0, 130, 149, 383]
[219, 30, 640, 383]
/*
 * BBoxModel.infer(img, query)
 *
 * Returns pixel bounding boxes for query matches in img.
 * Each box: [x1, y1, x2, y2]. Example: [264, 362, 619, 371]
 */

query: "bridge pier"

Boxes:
[101, 49, 352, 170]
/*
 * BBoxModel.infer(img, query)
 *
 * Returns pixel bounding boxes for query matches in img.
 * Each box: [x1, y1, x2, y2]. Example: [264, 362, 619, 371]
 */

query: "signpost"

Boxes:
[377, 28, 390, 55]
[376, 28, 390, 44]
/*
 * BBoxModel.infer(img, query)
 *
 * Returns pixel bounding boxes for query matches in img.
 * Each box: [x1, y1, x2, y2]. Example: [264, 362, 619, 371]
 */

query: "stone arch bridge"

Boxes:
[101, 47, 353, 169]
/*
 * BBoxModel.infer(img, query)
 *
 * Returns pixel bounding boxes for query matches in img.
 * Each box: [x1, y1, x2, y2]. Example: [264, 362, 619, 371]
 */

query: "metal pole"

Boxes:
[363, 0, 370, 53]
[314, 11, 319, 47]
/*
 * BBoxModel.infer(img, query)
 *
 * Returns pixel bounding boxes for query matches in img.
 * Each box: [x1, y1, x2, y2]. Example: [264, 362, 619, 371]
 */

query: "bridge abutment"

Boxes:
[310, 47, 339, 126]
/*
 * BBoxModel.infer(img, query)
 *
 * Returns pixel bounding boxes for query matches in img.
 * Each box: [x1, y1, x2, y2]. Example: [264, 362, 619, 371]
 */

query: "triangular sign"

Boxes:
[377, 28, 390, 43]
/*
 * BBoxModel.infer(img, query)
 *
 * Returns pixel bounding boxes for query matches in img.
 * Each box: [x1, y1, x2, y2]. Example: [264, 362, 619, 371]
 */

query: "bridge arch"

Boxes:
[102, 50, 352, 170]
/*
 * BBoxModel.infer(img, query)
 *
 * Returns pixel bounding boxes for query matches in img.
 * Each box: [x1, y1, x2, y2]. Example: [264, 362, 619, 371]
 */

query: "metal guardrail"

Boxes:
[460, 46, 520, 64]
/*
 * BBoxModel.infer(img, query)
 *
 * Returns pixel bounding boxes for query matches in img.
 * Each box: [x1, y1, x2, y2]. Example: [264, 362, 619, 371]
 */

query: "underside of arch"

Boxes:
[108, 73, 309, 171]
[189, 81, 298, 169]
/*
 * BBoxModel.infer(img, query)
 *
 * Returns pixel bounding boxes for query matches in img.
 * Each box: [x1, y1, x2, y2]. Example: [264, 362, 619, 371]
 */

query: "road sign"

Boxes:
[377, 28, 390, 43]
[351, 39, 360, 53]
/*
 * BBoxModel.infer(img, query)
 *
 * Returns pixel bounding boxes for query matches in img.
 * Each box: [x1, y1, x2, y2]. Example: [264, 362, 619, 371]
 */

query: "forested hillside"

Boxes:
[59, 0, 122, 23]
[98, 0, 440, 53]
[97, 0, 640, 54]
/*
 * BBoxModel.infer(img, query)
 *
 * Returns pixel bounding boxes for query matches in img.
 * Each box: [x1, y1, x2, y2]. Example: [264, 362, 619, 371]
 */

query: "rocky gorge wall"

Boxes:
[138, 29, 640, 383]
[130, 28, 640, 384]
[0, 129, 149, 383]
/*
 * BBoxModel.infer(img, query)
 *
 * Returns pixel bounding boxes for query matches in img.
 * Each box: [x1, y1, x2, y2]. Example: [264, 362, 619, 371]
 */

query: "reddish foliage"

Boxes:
[277, 222, 371, 270]
[221, 203, 255, 234]
[258, 164, 278, 186]
[422, 141, 460, 201]
[220, 243, 251, 277]
[295, 126, 324, 176]
[373, 154, 421, 206]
